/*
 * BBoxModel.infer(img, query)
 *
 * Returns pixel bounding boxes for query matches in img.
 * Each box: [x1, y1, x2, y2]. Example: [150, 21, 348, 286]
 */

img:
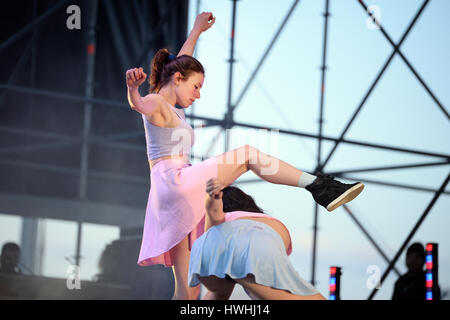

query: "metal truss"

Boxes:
[0, 0, 449, 299]
[201, 0, 449, 298]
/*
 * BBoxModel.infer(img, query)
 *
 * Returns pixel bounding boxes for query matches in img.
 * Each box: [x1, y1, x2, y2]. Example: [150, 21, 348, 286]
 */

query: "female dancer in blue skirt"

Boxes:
[189, 178, 326, 300]
[126, 12, 364, 299]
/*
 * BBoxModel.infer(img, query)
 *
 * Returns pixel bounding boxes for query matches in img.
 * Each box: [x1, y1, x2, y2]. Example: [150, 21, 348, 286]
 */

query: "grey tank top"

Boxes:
[142, 103, 195, 161]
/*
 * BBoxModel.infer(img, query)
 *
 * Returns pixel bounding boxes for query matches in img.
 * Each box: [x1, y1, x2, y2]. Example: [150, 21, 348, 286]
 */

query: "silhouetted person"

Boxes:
[0, 242, 21, 275]
[392, 242, 440, 300]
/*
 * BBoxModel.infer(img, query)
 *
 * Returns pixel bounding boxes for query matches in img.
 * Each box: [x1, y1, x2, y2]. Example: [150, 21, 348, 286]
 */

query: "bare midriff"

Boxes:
[235, 216, 291, 253]
[149, 154, 190, 169]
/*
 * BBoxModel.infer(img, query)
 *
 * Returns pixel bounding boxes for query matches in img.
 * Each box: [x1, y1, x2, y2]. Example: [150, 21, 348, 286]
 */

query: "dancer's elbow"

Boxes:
[131, 94, 162, 116]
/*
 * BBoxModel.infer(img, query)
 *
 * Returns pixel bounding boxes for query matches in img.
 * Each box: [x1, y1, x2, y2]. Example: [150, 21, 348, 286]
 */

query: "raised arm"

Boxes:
[204, 178, 225, 231]
[126, 67, 162, 116]
[178, 12, 215, 57]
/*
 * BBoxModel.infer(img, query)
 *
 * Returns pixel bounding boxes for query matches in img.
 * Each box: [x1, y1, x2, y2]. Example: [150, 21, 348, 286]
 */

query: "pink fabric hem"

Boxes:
[137, 157, 218, 267]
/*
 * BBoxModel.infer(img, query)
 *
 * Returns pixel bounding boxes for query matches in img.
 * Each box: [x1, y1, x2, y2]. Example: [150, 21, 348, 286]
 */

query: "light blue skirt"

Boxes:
[188, 219, 319, 297]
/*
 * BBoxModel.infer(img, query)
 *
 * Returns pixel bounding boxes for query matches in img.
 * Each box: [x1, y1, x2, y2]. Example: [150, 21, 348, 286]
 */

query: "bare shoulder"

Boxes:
[142, 93, 165, 106]
[141, 94, 170, 125]
[140, 93, 165, 117]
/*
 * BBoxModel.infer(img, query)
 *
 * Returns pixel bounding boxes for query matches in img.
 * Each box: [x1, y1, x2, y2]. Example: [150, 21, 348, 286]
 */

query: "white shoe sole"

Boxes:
[326, 183, 365, 212]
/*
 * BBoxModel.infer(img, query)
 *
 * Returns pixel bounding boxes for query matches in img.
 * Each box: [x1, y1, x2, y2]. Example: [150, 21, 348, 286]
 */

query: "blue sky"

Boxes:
[0, 0, 448, 300]
[186, 0, 450, 299]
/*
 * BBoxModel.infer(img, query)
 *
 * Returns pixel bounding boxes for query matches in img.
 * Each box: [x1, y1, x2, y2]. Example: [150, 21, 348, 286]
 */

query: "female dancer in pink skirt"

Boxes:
[126, 12, 364, 300]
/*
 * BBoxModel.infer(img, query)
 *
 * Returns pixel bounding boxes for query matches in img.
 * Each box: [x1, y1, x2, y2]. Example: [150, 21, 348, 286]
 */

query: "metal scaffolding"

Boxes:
[0, 0, 448, 299]
[195, 0, 449, 299]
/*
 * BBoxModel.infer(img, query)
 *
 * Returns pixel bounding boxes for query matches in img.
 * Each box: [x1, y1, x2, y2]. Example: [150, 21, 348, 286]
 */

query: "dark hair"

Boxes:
[149, 48, 205, 93]
[406, 242, 425, 261]
[222, 186, 265, 214]
[1, 242, 20, 255]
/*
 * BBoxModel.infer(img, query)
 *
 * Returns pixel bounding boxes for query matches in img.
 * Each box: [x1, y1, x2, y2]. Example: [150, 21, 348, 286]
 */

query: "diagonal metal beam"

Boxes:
[328, 161, 450, 175]
[230, 0, 300, 114]
[368, 171, 450, 300]
[316, 0, 431, 173]
[235, 175, 450, 196]
[1, 115, 449, 160]
[2, 83, 446, 161]
[358, 0, 449, 121]
[0, 0, 71, 54]
[342, 204, 401, 276]
[340, 175, 450, 195]
[231, 120, 450, 160]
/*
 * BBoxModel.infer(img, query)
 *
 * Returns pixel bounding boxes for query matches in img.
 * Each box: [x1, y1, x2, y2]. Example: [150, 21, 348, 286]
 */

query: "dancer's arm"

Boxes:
[126, 67, 162, 115]
[177, 12, 215, 57]
[204, 178, 225, 231]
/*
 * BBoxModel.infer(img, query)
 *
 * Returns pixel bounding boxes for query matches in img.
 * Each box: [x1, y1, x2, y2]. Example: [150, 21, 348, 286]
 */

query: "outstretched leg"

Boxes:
[215, 144, 306, 187]
[215, 144, 364, 212]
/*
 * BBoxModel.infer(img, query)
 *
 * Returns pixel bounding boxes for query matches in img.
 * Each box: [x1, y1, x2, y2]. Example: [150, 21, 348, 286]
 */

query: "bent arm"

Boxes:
[178, 12, 215, 57]
[204, 196, 225, 231]
[177, 29, 201, 57]
[127, 87, 144, 111]
[127, 89, 161, 116]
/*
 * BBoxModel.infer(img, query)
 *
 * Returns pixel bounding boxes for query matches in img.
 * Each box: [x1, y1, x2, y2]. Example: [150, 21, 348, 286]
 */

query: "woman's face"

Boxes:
[175, 72, 204, 108]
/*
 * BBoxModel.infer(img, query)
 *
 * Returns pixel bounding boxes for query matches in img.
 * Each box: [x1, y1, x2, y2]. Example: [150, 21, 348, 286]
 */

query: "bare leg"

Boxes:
[215, 144, 304, 187]
[235, 274, 326, 300]
[170, 235, 201, 300]
[198, 275, 236, 300]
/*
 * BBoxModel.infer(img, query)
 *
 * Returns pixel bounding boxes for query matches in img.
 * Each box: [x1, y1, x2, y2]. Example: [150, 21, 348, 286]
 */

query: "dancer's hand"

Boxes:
[126, 67, 147, 89]
[205, 178, 225, 229]
[193, 12, 216, 34]
[206, 178, 224, 200]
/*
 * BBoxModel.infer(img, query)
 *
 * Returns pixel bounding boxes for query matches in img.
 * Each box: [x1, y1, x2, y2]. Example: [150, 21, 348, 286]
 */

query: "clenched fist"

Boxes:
[193, 12, 216, 33]
[126, 67, 147, 89]
[206, 178, 224, 200]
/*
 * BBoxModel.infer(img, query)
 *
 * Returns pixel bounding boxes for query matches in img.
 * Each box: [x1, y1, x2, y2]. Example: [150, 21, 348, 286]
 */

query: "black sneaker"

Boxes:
[305, 174, 364, 212]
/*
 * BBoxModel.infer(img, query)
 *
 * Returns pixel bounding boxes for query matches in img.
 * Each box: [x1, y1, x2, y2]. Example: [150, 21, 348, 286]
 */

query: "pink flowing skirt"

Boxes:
[137, 157, 218, 267]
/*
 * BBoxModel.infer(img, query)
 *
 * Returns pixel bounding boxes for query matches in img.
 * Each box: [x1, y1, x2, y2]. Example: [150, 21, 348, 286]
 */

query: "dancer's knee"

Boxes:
[240, 144, 258, 170]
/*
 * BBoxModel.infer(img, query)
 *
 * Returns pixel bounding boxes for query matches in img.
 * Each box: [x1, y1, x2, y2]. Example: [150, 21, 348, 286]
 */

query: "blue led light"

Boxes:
[329, 295, 336, 300]
[329, 278, 336, 285]
[426, 291, 433, 300]
[426, 255, 433, 263]
[426, 273, 433, 282]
